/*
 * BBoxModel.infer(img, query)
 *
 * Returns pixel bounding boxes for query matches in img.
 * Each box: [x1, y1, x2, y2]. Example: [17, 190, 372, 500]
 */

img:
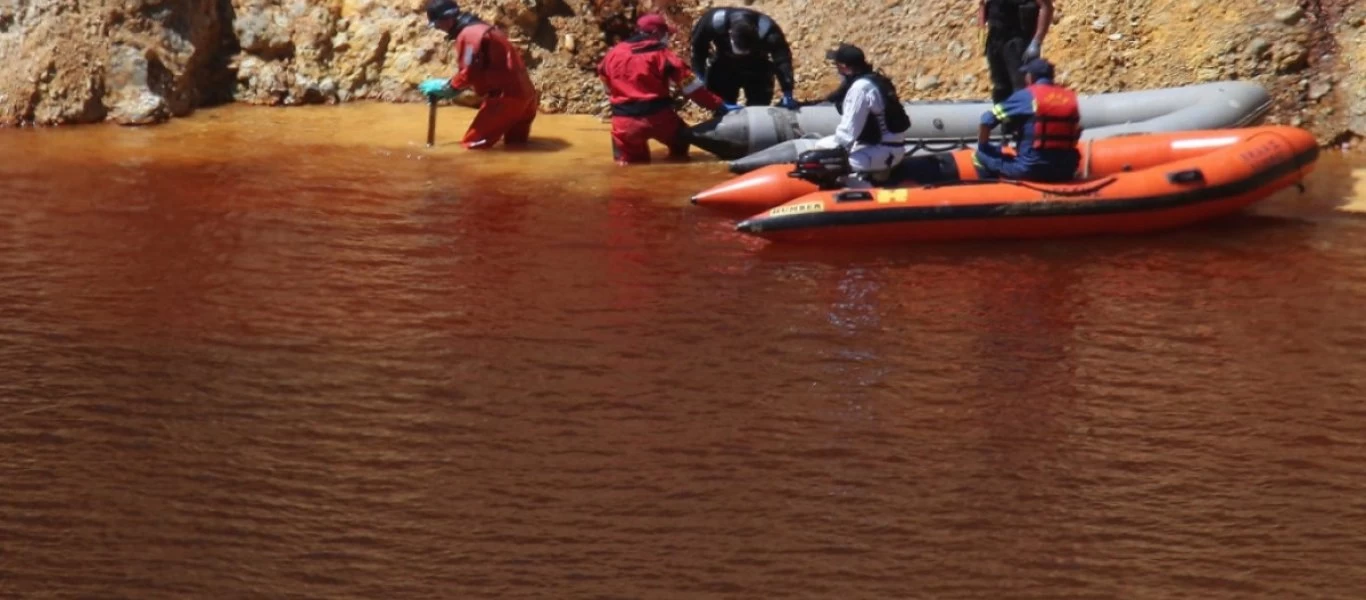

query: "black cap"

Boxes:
[825, 43, 868, 68]
[425, 0, 460, 23]
[1019, 58, 1055, 79]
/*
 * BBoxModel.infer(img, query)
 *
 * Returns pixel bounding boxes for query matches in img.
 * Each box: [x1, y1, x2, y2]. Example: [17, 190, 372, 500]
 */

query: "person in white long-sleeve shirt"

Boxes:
[812, 44, 912, 188]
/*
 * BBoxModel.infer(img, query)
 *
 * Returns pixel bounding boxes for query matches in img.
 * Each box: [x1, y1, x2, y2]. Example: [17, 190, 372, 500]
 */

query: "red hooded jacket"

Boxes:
[597, 35, 722, 116]
[448, 23, 536, 98]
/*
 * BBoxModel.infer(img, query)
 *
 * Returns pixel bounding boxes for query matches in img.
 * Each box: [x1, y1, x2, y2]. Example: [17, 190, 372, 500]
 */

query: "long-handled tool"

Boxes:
[425, 97, 437, 147]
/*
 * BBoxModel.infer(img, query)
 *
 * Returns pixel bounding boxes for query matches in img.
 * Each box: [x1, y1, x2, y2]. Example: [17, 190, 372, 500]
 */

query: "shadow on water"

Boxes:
[1324, 154, 1366, 216]
[1255, 151, 1365, 220]
[1316, 151, 1362, 208]
[427, 136, 573, 153]
[502, 136, 573, 153]
[746, 210, 1318, 268]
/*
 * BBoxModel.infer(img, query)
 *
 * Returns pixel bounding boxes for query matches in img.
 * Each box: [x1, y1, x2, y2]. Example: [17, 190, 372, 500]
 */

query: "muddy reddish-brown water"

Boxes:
[2, 103, 1366, 598]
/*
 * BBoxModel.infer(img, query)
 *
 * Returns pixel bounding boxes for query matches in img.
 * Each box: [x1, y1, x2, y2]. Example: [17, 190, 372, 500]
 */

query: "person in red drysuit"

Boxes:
[596, 13, 741, 165]
[418, 0, 539, 150]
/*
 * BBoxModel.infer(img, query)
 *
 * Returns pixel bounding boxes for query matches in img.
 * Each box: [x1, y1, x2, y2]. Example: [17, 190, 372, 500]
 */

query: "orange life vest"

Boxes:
[1026, 83, 1081, 150]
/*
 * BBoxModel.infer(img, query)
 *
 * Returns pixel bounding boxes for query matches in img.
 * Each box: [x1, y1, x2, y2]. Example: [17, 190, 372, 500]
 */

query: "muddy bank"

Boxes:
[0, 0, 1361, 146]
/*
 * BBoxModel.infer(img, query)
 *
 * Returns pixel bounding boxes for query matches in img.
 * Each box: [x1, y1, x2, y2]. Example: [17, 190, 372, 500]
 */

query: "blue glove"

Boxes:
[1022, 39, 1042, 62]
[418, 78, 457, 99]
[721, 102, 743, 113]
[778, 94, 799, 110]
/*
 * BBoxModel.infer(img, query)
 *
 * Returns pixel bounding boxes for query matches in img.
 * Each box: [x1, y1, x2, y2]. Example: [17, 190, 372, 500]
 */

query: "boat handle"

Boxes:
[835, 191, 875, 202]
[1166, 169, 1205, 185]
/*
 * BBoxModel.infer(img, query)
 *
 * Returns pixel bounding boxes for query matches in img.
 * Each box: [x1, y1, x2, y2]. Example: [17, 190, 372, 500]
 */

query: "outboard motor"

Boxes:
[788, 147, 850, 190]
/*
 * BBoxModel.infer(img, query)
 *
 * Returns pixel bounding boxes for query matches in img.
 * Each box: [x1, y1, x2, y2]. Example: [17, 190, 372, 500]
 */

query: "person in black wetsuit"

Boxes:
[688, 7, 798, 109]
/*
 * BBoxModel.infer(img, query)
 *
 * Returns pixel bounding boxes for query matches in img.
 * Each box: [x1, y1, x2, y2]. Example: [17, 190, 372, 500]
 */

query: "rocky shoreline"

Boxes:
[1, 0, 1361, 148]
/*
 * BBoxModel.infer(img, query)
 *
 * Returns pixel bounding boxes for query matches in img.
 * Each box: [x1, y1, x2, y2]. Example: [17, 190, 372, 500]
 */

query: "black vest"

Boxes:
[984, 0, 1039, 36]
[829, 72, 911, 145]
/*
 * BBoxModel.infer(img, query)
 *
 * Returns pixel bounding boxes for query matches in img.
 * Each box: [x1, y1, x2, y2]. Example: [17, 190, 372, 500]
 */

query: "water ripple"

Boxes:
[2, 126, 1365, 599]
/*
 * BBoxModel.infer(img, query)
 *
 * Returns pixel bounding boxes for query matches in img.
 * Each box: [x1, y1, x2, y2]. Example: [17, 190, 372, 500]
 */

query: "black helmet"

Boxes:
[729, 20, 758, 54]
[425, 0, 460, 23]
[826, 43, 869, 69]
[426, 0, 482, 39]
[454, 11, 483, 31]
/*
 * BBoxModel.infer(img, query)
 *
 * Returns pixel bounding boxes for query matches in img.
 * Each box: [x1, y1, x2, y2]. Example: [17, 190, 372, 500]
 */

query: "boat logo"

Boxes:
[875, 189, 910, 203]
[1237, 139, 1288, 172]
[769, 201, 825, 217]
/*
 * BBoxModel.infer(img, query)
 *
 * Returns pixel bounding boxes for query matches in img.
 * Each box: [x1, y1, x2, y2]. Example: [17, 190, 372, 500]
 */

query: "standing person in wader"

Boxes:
[418, 0, 540, 150]
[596, 13, 740, 165]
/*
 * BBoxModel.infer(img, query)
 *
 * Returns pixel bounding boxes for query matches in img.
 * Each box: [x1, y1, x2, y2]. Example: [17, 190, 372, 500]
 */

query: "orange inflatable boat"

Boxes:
[692, 127, 1316, 214]
[731, 126, 1318, 244]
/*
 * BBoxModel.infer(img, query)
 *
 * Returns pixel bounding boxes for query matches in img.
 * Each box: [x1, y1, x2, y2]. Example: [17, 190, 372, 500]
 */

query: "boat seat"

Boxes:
[884, 153, 962, 187]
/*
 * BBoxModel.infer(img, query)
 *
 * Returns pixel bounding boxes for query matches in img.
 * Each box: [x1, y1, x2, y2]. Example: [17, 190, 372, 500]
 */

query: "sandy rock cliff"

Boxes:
[0, 0, 224, 125]
[0, 0, 1362, 145]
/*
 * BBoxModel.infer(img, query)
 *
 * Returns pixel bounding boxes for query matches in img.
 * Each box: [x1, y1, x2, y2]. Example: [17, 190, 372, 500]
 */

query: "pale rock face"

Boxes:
[0, 0, 1361, 144]
[105, 44, 170, 125]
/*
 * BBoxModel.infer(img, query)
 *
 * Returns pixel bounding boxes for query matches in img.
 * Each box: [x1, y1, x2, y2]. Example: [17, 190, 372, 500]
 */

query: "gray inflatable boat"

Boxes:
[687, 80, 1272, 173]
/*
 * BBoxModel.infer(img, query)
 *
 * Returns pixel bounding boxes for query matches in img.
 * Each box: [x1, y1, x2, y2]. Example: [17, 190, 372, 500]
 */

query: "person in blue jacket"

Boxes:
[974, 58, 1082, 182]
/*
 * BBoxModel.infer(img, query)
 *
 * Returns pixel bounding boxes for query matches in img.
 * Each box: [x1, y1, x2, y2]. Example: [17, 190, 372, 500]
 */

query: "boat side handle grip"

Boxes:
[1166, 169, 1205, 185]
[835, 191, 874, 202]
